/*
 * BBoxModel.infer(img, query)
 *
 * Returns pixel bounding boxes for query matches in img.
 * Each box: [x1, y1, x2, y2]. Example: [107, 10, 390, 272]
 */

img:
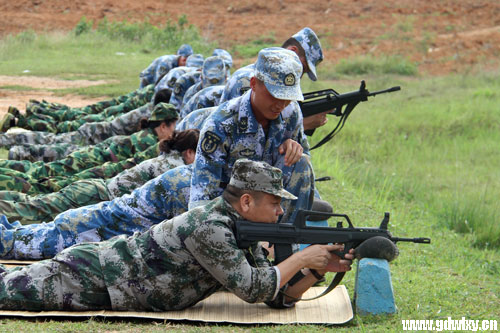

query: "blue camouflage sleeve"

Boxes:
[189, 114, 229, 209]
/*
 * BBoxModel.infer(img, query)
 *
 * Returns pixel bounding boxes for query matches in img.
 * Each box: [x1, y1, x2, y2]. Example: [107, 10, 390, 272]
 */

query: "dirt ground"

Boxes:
[0, 0, 499, 112]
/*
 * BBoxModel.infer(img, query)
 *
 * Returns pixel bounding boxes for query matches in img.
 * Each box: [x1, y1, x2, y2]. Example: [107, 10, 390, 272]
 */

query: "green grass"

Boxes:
[230, 33, 277, 59]
[0, 21, 499, 331]
[304, 72, 500, 248]
[0, 17, 215, 96]
[335, 55, 418, 76]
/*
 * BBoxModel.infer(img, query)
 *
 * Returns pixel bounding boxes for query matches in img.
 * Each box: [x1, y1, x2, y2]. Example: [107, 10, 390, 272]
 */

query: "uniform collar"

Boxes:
[237, 90, 284, 134]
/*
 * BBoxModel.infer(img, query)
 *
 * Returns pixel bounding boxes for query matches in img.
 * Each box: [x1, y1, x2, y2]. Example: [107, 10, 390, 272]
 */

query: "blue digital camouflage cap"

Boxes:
[254, 47, 304, 101]
[212, 49, 233, 69]
[229, 159, 297, 200]
[177, 44, 194, 57]
[201, 56, 227, 87]
[186, 54, 204, 68]
[292, 27, 323, 81]
[149, 102, 179, 121]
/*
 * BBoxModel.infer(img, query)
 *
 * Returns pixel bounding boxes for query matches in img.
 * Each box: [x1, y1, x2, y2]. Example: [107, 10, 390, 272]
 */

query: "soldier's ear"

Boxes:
[239, 193, 252, 213]
[249, 76, 257, 91]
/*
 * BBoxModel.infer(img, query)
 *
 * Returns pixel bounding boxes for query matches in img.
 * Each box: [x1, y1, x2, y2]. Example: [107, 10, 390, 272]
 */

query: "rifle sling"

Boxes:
[310, 102, 359, 150]
[279, 272, 346, 302]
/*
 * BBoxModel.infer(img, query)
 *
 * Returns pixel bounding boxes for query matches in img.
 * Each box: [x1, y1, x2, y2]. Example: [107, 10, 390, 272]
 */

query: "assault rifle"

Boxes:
[234, 210, 430, 300]
[299, 80, 401, 149]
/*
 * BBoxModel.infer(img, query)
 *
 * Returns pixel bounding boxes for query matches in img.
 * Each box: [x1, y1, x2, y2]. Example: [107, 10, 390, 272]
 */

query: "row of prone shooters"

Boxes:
[0, 27, 428, 312]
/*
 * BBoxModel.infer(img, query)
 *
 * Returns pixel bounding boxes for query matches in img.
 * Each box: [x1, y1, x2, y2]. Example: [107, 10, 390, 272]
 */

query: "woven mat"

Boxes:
[0, 260, 353, 324]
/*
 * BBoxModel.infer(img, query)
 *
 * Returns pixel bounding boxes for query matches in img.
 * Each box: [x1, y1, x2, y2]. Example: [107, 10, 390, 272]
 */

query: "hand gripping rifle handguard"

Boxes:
[234, 210, 430, 301]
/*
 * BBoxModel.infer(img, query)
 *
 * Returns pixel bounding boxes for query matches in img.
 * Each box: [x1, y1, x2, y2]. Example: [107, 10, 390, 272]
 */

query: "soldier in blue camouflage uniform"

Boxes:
[212, 48, 233, 78]
[220, 28, 329, 131]
[0, 130, 198, 224]
[6, 89, 172, 162]
[190, 48, 314, 227]
[0, 163, 193, 260]
[180, 56, 227, 113]
[180, 85, 225, 119]
[139, 44, 193, 88]
[179, 56, 228, 118]
[154, 53, 204, 96]
[0, 103, 178, 181]
[176, 107, 215, 131]
[168, 70, 201, 110]
[0, 159, 353, 311]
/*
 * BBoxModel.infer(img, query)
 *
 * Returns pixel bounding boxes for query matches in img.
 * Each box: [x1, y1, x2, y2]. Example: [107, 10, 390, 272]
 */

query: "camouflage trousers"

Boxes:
[23, 113, 107, 133]
[0, 243, 112, 311]
[0, 179, 109, 224]
[24, 85, 142, 119]
[0, 144, 114, 179]
[0, 130, 82, 150]
[26, 98, 125, 121]
[9, 143, 84, 162]
[20, 86, 154, 133]
[0, 145, 158, 194]
[278, 154, 315, 225]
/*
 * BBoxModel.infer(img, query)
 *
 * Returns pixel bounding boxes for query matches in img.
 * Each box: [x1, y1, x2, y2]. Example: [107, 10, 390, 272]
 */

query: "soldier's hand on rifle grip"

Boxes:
[299, 244, 353, 273]
[278, 139, 303, 166]
[321, 248, 354, 274]
[303, 111, 329, 131]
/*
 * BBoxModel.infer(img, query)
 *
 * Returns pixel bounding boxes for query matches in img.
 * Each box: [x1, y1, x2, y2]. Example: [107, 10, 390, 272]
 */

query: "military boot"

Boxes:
[7, 106, 21, 117]
[0, 113, 16, 132]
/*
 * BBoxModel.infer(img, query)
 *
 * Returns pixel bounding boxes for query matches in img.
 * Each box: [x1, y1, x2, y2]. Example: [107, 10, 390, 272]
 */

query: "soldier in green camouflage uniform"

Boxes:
[6, 89, 172, 162]
[0, 129, 198, 224]
[0, 159, 353, 311]
[29, 84, 155, 133]
[4, 85, 154, 134]
[24, 85, 144, 119]
[0, 103, 178, 180]
[0, 87, 140, 133]
[0, 143, 160, 195]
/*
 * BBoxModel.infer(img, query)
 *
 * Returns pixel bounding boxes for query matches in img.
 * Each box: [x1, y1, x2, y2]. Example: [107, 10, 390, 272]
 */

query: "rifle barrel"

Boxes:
[392, 237, 431, 244]
[368, 86, 401, 96]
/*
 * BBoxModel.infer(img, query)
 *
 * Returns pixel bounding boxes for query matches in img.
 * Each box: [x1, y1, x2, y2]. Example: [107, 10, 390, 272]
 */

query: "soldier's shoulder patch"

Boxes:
[201, 131, 222, 154]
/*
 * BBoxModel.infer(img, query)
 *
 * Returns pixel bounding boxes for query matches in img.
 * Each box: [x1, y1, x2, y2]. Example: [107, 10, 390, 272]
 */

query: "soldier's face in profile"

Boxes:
[250, 78, 291, 121]
[178, 56, 187, 66]
[245, 192, 284, 223]
[156, 121, 176, 141]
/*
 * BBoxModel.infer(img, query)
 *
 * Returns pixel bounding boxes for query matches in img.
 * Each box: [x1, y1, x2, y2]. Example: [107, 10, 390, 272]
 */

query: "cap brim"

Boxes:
[264, 81, 304, 102]
[306, 59, 318, 81]
[277, 189, 298, 200]
[264, 188, 297, 200]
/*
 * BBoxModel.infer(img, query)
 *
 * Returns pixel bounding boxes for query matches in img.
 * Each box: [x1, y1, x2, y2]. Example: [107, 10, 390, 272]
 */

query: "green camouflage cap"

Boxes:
[292, 27, 323, 81]
[229, 158, 297, 200]
[176, 44, 193, 57]
[149, 102, 179, 121]
[254, 47, 304, 101]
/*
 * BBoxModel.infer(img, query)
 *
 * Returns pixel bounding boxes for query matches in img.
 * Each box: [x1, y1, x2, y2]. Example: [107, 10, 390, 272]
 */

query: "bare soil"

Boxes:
[0, 0, 499, 112]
